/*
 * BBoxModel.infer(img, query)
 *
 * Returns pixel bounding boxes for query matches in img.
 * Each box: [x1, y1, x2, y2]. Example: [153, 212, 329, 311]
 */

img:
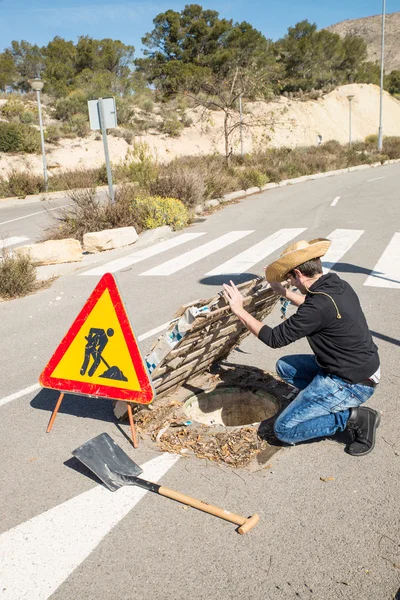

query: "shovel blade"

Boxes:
[72, 432, 143, 492]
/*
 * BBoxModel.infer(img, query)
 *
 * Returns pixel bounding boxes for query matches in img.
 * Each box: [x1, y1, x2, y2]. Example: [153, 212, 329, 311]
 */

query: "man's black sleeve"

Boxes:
[258, 300, 323, 348]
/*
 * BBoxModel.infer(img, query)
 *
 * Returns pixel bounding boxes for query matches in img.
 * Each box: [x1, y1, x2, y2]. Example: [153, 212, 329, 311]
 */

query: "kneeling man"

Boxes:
[223, 238, 380, 457]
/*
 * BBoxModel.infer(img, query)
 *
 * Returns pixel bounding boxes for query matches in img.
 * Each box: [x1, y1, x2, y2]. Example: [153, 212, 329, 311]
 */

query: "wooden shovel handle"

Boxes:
[158, 485, 259, 534]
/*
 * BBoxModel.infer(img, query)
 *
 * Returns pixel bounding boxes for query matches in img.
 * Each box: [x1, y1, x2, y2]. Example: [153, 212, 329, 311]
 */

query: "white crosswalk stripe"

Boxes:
[140, 231, 254, 276]
[322, 229, 364, 273]
[0, 236, 29, 249]
[205, 228, 307, 276]
[79, 225, 399, 290]
[364, 232, 400, 289]
[81, 233, 206, 276]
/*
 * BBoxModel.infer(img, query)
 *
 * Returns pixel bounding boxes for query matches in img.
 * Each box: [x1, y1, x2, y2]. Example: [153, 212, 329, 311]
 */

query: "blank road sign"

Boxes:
[88, 97, 117, 130]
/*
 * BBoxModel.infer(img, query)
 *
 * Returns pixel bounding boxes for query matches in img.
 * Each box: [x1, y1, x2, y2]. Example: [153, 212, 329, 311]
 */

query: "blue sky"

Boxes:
[0, 0, 397, 55]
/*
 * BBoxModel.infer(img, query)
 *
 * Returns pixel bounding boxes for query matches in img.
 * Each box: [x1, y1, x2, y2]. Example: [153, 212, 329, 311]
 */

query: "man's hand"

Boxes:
[269, 281, 288, 297]
[223, 280, 245, 316]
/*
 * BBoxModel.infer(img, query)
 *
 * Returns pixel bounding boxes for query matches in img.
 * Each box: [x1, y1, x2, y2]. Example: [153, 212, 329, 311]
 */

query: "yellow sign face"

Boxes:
[51, 289, 141, 391]
[40, 273, 155, 404]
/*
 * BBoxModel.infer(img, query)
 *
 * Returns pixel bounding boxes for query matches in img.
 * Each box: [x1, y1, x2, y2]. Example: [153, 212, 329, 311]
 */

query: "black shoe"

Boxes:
[345, 406, 381, 457]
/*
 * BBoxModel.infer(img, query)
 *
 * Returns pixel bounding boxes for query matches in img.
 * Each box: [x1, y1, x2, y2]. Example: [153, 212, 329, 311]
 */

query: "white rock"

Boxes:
[245, 187, 261, 195]
[83, 227, 138, 253]
[261, 182, 279, 191]
[16, 239, 82, 265]
[204, 199, 220, 208]
[221, 190, 246, 202]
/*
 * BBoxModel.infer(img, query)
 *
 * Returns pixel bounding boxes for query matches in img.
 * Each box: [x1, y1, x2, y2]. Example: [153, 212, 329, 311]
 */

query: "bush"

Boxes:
[382, 136, 400, 159]
[122, 129, 134, 145]
[54, 91, 87, 121]
[142, 100, 154, 114]
[237, 168, 268, 189]
[43, 185, 138, 241]
[69, 113, 89, 137]
[364, 134, 378, 145]
[115, 98, 135, 126]
[0, 98, 25, 120]
[0, 249, 36, 299]
[131, 195, 189, 230]
[43, 188, 107, 241]
[120, 141, 158, 188]
[162, 118, 184, 137]
[150, 164, 205, 207]
[0, 169, 44, 197]
[20, 111, 35, 124]
[0, 122, 41, 153]
[45, 124, 63, 143]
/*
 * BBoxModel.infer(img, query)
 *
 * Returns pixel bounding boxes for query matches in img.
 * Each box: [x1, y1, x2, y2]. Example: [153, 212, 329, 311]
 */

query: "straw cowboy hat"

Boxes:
[265, 238, 331, 283]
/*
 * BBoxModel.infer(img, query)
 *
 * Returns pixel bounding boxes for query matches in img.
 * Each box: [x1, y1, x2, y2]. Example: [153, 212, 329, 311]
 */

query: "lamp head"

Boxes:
[29, 78, 44, 92]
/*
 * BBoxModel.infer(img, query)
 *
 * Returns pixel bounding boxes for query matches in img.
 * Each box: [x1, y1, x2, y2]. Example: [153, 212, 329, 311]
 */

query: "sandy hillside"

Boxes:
[1, 83, 400, 179]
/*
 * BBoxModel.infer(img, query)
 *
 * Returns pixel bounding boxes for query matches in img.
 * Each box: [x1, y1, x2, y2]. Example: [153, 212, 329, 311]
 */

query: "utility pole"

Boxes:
[378, 0, 386, 152]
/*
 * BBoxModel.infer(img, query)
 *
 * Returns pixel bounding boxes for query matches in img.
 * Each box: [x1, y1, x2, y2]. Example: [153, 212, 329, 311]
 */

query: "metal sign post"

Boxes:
[88, 97, 117, 203]
[99, 99, 115, 203]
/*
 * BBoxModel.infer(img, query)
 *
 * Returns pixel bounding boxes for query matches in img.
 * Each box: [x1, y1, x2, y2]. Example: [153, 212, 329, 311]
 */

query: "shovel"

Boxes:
[72, 433, 259, 535]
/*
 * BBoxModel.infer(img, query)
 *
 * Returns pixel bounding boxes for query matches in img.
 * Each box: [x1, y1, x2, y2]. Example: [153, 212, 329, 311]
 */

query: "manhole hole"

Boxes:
[183, 386, 279, 428]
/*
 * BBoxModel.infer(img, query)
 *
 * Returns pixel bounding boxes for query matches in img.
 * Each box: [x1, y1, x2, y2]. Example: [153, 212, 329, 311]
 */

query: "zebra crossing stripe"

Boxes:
[322, 229, 364, 273]
[140, 231, 254, 276]
[0, 236, 29, 249]
[81, 233, 206, 276]
[364, 232, 400, 289]
[205, 228, 307, 276]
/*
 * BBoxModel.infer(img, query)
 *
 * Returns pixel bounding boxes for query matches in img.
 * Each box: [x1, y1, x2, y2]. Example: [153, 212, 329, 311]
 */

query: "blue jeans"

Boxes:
[274, 355, 376, 444]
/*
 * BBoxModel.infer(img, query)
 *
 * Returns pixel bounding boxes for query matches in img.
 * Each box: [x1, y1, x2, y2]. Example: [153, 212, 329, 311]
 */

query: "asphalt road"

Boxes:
[0, 164, 399, 600]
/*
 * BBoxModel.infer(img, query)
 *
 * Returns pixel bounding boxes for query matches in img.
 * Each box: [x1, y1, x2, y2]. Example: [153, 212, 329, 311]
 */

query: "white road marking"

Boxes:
[0, 383, 41, 408]
[330, 196, 340, 207]
[205, 228, 307, 276]
[367, 176, 385, 183]
[0, 205, 64, 226]
[364, 232, 400, 288]
[322, 229, 364, 273]
[81, 232, 206, 276]
[141, 231, 254, 276]
[0, 235, 29, 249]
[0, 452, 180, 600]
[0, 322, 171, 408]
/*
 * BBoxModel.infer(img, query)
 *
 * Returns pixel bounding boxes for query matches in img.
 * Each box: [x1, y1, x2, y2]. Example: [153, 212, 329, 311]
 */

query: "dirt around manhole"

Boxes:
[127, 363, 296, 469]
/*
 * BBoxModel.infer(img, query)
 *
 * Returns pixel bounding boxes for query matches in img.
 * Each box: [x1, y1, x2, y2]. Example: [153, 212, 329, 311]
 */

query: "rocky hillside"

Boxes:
[326, 12, 400, 72]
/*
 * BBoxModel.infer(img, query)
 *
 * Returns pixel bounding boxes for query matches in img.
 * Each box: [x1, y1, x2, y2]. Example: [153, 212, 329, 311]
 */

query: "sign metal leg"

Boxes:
[127, 403, 138, 448]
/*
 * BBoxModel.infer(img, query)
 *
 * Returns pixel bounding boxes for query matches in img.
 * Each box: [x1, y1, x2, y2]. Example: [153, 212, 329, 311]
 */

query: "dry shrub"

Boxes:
[43, 185, 141, 241]
[0, 169, 44, 197]
[43, 188, 108, 241]
[382, 136, 400, 159]
[50, 167, 106, 191]
[150, 163, 205, 207]
[0, 248, 36, 299]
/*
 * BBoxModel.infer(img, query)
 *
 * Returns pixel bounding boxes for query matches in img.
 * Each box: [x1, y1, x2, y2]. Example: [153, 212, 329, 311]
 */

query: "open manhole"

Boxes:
[183, 386, 280, 428]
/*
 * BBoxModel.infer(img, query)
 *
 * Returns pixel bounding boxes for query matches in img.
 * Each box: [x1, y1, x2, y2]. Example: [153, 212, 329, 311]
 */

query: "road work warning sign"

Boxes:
[40, 273, 155, 404]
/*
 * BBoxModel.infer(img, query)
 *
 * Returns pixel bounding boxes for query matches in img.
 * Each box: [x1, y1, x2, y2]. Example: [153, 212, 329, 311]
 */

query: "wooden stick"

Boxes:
[46, 392, 64, 433]
[127, 403, 138, 448]
[157, 484, 259, 534]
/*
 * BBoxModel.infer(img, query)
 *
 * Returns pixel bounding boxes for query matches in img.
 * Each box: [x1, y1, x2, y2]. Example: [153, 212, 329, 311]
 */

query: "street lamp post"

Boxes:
[29, 78, 48, 192]
[347, 95, 355, 147]
[239, 93, 244, 156]
[378, 0, 386, 152]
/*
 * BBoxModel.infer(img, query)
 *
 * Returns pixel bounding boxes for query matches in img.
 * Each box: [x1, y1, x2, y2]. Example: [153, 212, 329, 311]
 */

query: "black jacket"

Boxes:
[258, 273, 379, 384]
